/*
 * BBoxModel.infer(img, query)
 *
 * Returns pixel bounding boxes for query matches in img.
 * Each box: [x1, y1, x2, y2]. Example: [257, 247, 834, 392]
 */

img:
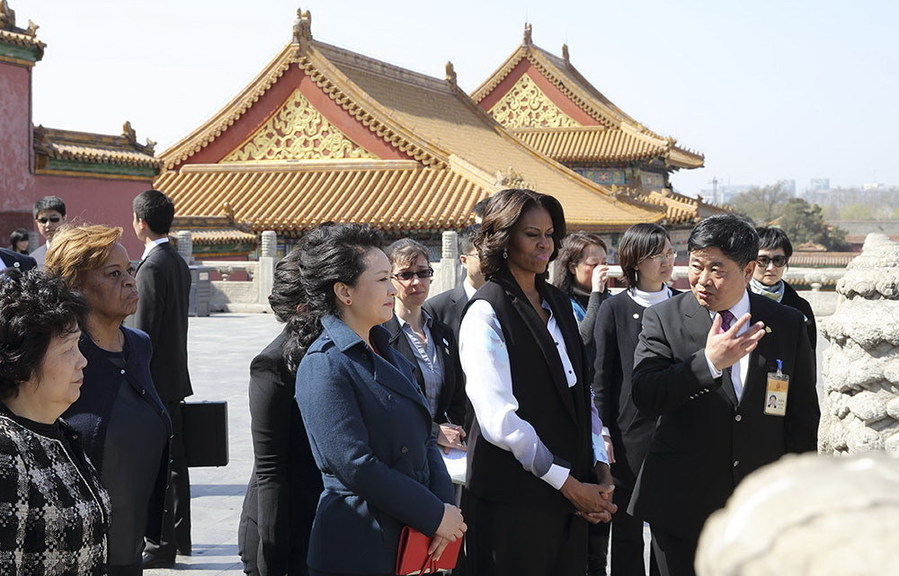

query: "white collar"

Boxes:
[709, 289, 751, 322]
[141, 237, 169, 260]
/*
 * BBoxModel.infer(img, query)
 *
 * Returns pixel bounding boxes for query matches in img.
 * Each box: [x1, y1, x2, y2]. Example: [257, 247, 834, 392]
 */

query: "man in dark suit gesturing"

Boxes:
[132, 189, 194, 568]
[630, 215, 819, 576]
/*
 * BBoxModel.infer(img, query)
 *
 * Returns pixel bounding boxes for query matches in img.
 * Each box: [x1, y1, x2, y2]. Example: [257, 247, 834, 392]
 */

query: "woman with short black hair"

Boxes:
[0, 269, 111, 575]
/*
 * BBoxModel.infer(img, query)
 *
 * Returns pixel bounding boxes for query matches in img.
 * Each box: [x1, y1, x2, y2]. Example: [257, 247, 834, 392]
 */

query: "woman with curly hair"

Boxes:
[46, 224, 171, 576]
[0, 269, 111, 575]
[239, 247, 323, 576]
[293, 223, 466, 576]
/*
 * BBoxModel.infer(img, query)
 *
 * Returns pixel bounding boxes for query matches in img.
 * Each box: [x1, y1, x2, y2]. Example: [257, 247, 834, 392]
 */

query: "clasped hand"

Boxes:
[706, 312, 766, 372]
[560, 466, 616, 524]
[430, 503, 467, 559]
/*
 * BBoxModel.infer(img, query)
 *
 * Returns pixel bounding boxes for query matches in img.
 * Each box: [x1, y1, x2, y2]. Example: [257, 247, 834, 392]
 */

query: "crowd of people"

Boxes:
[0, 187, 820, 576]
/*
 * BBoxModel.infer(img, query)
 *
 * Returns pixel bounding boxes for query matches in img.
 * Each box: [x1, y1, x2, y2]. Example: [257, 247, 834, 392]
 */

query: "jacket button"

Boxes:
[120, 369, 126, 375]
[401, 446, 409, 454]
[733, 460, 740, 468]
[734, 414, 742, 422]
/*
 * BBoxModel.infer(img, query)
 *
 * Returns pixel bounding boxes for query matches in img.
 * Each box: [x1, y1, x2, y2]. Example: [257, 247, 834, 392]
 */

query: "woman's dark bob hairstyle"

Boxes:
[475, 189, 566, 279]
[618, 223, 671, 289]
[0, 269, 88, 399]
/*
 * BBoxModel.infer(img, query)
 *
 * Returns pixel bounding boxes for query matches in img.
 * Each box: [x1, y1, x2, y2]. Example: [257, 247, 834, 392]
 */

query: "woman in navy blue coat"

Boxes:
[294, 223, 466, 576]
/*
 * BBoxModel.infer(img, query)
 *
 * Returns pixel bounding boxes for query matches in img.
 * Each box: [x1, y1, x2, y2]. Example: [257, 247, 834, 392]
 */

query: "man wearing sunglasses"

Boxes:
[749, 227, 817, 357]
[30, 195, 67, 268]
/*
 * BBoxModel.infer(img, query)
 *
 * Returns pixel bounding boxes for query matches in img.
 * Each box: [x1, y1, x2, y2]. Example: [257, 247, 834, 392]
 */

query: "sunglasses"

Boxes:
[392, 267, 434, 282]
[36, 216, 62, 224]
[757, 255, 788, 268]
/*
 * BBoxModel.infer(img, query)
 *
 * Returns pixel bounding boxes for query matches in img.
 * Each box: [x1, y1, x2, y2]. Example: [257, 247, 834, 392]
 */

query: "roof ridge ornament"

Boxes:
[445, 61, 457, 86]
[523, 22, 532, 46]
[562, 43, 569, 64]
[0, 0, 14, 30]
[293, 8, 312, 45]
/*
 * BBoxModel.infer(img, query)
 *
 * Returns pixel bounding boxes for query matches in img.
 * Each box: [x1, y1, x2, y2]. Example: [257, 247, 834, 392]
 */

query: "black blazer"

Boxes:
[423, 284, 468, 343]
[239, 329, 322, 576]
[781, 281, 817, 353]
[0, 248, 36, 272]
[382, 314, 467, 427]
[592, 289, 679, 488]
[629, 291, 819, 536]
[133, 241, 193, 403]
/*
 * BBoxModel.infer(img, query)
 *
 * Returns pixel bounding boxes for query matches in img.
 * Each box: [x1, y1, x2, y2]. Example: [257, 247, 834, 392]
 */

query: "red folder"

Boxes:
[395, 526, 462, 575]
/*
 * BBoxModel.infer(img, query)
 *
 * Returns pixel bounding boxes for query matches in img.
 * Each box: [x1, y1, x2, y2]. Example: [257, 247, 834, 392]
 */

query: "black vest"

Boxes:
[464, 270, 593, 511]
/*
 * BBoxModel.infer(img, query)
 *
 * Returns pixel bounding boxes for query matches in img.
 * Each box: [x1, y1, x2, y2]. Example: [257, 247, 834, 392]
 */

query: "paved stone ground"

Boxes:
[147, 312, 831, 575]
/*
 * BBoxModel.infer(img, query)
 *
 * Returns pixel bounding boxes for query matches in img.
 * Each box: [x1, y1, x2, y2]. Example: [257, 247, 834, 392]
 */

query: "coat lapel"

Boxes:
[683, 294, 738, 406]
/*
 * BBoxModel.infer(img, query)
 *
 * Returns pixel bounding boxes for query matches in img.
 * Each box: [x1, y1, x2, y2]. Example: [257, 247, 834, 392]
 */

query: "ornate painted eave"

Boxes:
[472, 25, 704, 170]
[0, 1, 44, 65]
[34, 122, 162, 179]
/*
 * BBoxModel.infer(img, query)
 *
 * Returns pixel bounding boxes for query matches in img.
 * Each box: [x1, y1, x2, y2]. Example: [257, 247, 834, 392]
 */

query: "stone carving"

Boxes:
[488, 73, 579, 129]
[817, 233, 899, 456]
[224, 89, 376, 162]
[696, 452, 899, 575]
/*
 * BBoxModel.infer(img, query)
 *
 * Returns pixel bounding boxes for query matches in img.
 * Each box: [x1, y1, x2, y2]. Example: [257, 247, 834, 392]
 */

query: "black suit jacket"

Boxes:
[629, 290, 819, 536]
[133, 241, 193, 403]
[239, 329, 322, 576]
[781, 281, 817, 353]
[382, 314, 467, 427]
[423, 284, 468, 343]
[592, 289, 679, 488]
[0, 248, 36, 273]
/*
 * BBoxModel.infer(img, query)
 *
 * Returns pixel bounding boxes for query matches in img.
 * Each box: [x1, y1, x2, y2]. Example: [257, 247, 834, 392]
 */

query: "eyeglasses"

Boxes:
[757, 255, 788, 268]
[392, 267, 434, 282]
[645, 250, 677, 262]
[36, 216, 61, 224]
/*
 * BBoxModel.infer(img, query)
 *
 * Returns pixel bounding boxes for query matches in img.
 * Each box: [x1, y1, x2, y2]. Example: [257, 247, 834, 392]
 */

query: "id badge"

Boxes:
[764, 360, 789, 417]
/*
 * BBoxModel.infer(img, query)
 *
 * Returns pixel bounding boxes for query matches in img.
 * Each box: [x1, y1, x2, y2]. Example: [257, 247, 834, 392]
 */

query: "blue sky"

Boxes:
[14, 0, 899, 197]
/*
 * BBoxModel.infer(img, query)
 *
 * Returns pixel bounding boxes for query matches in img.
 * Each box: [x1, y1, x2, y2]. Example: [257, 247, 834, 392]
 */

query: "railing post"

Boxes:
[258, 231, 277, 311]
[433, 230, 460, 295]
[176, 231, 193, 265]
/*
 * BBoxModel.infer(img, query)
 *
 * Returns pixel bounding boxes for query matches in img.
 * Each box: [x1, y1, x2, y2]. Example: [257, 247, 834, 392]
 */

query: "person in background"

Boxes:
[9, 228, 30, 254]
[593, 223, 677, 576]
[239, 247, 323, 576]
[0, 269, 110, 576]
[459, 188, 616, 576]
[46, 225, 171, 576]
[630, 214, 819, 576]
[131, 189, 194, 568]
[750, 227, 817, 356]
[294, 223, 465, 576]
[382, 238, 466, 452]
[552, 231, 611, 575]
[30, 195, 67, 267]
[424, 224, 484, 342]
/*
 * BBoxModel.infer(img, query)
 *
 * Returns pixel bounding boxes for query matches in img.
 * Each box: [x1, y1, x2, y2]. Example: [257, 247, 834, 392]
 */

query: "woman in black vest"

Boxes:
[458, 188, 616, 576]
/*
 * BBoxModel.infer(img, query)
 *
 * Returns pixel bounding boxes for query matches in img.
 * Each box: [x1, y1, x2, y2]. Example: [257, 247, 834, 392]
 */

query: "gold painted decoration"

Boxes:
[225, 89, 377, 162]
[488, 73, 578, 129]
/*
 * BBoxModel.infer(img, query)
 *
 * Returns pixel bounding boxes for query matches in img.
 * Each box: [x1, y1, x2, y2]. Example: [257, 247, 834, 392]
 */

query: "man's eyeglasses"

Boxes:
[757, 255, 788, 268]
[645, 250, 677, 262]
[36, 216, 61, 224]
[392, 267, 434, 282]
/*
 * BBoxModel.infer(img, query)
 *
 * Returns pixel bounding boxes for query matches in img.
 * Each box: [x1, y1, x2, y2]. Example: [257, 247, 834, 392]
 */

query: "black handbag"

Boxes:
[181, 401, 229, 467]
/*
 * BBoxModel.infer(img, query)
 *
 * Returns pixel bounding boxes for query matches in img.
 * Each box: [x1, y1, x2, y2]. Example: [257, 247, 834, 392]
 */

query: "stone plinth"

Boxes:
[818, 234, 899, 456]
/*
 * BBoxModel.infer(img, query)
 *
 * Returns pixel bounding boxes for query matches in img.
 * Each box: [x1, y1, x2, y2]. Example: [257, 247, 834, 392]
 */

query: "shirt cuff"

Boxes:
[592, 431, 610, 465]
[707, 356, 723, 379]
[541, 463, 570, 491]
[601, 426, 611, 437]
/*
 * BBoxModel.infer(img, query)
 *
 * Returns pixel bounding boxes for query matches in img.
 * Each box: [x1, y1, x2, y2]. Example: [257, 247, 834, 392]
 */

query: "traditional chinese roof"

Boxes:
[33, 122, 162, 179]
[629, 188, 731, 226]
[156, 10, 664, 237]
[472, 25, 704, 170]
[0, 1, 44, 65]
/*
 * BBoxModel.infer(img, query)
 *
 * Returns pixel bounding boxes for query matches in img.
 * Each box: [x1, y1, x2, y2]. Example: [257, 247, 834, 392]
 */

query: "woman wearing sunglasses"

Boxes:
[382, 239, 467, 453]
[750, 227, 817, 354]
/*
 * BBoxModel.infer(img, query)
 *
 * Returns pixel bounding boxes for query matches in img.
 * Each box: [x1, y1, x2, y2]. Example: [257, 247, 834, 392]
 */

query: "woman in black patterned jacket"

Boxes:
[0, 269, 111, 576]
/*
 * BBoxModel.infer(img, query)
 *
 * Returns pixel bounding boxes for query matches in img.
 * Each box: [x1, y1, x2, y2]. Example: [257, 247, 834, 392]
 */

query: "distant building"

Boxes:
[809, 178, 830, 192]
[0, 1, 160, 255]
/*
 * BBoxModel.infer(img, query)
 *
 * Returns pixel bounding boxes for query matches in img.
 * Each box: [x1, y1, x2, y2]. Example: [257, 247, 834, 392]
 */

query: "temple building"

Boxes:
[154, 11, 667, 257]
[0, 1, 160, 256]
[473, 24, 725, 243]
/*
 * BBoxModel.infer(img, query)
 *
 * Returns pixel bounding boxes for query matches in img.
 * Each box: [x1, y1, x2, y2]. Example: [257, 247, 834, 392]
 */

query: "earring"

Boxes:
[345, 299, 352, 305]
[502, 249, 508, 260]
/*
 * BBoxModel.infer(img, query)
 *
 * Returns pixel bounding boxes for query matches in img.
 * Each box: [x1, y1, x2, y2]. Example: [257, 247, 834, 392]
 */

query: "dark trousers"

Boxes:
[610, 485, 660, 576]
[587, 518, 609, 575]
[463, 490, 587, 576]
[651, 527, 698, 576]
[107, 563, 141, 576]
[146, 401, 192, 557]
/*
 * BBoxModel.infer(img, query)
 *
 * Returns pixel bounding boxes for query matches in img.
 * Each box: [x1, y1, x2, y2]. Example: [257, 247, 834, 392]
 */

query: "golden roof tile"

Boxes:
[0, 1, 44, 64]
[156, 12, 665, 236]
[472, 30, 704, 170]
[33, 124, 162, 175]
